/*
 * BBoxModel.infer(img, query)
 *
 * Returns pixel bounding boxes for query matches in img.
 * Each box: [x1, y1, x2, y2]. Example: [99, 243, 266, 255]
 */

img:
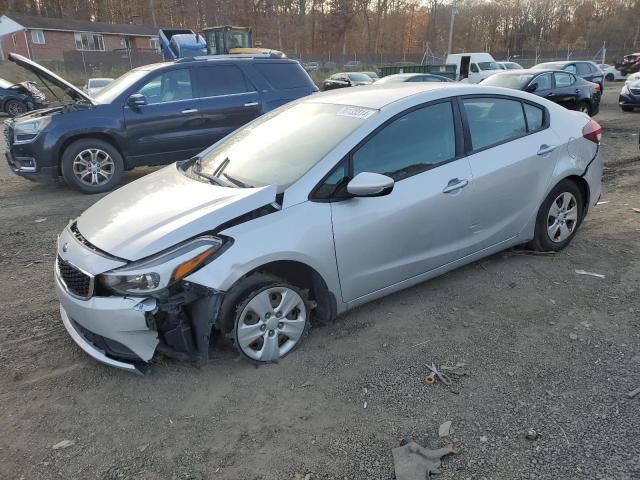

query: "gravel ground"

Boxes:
[0, 86, 639, 480]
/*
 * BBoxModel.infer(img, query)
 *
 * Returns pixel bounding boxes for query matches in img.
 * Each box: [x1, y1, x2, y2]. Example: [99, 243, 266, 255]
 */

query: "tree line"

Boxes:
[2, 0, 639, 62]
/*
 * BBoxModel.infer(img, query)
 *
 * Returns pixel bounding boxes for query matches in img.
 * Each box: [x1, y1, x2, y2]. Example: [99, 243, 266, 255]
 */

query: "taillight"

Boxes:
[593, 82, 601, 92]
[582, 119, 602, 144]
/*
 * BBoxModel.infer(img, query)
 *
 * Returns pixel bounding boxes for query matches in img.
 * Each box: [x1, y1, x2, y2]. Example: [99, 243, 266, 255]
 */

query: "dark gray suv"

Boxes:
[5, 53, 318, 193]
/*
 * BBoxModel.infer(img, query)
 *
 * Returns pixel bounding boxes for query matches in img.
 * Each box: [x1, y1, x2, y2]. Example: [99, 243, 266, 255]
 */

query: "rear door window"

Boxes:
[554, 72, 576, 87]
[254, 62, 314, 90]
[352, 101, 456, 181]
[195, 65, 250, 97]
[462, 97, 527, 150]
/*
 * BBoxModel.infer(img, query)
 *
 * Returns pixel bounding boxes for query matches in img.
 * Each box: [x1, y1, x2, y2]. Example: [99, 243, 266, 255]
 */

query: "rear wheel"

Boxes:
[577, 101, 592, 116]
[530, 180, 583, 252]
[61, 138, 124, 194]
[5, 99, 26, 117]
[621, 106, 634, 112]
[605, 73, 615, 81]
[222, 273, 310, 364]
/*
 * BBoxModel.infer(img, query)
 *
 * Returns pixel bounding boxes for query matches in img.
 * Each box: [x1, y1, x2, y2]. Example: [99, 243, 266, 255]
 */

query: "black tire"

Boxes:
[4, 99, 27, 117]
[529, 179, 584, 252]
[220, 273, 310, 364]
[60, 138, 124, 194]
[621, 106, 634, 112]
[605, 73, 615, 81]
[577, 101, 592, 116]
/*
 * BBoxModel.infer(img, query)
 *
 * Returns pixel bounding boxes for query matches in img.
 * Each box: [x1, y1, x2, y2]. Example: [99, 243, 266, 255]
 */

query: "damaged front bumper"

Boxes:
[55, 272, 158, 373]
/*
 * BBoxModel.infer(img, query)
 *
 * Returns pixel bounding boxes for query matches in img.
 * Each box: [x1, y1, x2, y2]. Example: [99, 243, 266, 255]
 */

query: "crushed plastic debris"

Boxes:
[575, 269, 605, 279]
[393, 435, 455, 480]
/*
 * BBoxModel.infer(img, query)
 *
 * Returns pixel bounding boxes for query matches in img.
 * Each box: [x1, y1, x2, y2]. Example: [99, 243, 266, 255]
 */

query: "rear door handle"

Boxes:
[244, 102, 259, 107]
[181, 108, 198, 114]
[537, 144, 556, 156]
[546, 93, 555, 97]
[442, 178, 469, 193]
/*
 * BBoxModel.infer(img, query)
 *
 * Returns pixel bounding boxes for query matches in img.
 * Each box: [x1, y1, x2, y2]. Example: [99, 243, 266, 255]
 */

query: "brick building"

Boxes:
[0, 14, 160, 62]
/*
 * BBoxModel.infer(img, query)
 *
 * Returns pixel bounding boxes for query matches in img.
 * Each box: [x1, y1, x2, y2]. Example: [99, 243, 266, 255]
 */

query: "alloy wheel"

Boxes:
[547, 192, 578, 243]
[7, 101, 25, 116]
[236, 287, 307, 362]
[72, 148, 115, 186]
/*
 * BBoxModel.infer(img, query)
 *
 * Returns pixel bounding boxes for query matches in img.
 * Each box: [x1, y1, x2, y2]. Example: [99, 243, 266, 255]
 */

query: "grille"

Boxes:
[57, 256, 93, 298]
[631, 88, 640, 96]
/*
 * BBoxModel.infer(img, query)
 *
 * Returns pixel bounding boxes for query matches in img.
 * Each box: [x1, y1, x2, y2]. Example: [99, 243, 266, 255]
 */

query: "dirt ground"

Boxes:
[0, 86, 639, 480]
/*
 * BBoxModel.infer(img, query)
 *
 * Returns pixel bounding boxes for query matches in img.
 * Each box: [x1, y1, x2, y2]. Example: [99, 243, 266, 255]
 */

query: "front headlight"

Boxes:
[621, 84, 630, 95]
[13, 116, 51, 143]
[98, 236, 226, 295]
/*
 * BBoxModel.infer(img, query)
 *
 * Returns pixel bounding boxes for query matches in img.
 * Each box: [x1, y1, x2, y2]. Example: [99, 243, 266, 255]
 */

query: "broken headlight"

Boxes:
[98, 236, 225, 295]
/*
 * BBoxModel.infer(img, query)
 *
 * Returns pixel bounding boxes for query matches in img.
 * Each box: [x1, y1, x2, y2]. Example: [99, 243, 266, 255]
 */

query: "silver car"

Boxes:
[55, 83, 603, 373]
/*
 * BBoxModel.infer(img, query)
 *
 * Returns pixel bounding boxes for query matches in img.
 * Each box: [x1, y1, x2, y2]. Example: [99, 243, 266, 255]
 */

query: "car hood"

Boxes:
[8, 53, 94, 104]
[76, 165, 278, 261]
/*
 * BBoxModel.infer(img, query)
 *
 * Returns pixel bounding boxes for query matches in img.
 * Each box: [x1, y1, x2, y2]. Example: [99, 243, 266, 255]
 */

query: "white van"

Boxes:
[445, 53, 503, 83]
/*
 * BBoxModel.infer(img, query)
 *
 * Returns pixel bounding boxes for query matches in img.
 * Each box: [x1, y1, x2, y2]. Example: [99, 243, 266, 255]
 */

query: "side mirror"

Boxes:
[525, 83, 538, 93]
[128, 93, 147, 107]
[347, 172, 394, 197]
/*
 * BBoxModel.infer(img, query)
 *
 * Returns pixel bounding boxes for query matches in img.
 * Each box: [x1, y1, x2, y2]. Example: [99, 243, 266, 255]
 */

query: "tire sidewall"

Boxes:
[61, 139, 124, 194]
[577, 101, 592, 116]
[222, 274, 310, 364]
[533, 180, 584, 251]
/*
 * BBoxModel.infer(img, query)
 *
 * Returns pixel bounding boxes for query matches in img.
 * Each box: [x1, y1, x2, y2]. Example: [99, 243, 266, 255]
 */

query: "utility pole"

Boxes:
[447, 0, 459, 56]
[602, 42, 606, 65]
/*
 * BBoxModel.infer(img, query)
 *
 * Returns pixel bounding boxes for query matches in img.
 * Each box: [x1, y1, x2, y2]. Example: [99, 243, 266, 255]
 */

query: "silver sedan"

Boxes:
[55, 83, 603, 372]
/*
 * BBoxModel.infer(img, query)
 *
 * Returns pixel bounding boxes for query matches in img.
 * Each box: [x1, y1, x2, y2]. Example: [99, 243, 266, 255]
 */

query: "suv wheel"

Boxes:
[61, 139, 124, 194]
[529, 180, 583, 252]
[5, 99, 26, 117]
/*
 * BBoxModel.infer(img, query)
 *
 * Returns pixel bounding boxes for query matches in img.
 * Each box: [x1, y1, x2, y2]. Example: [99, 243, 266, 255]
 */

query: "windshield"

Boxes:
[89, 79, 112, 88]
[92, 68, 154, 103]
[348, 73, 372, 82]
[481, 73, 533, 89]
[0, 78, 13, 89]
[478, 62, 501, 71]
[533, 63, 563, 70]
[194, 103, 373, 190]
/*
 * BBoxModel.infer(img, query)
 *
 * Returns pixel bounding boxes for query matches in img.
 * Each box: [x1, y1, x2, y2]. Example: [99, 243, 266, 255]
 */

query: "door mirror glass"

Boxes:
[525, 83, 537, 93]
[347, 172, 394, 197]
[128, 93, 147, 107]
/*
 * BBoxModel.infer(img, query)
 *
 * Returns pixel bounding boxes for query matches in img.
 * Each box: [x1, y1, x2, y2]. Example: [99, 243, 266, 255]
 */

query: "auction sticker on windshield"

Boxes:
[336, 106, 376, 119]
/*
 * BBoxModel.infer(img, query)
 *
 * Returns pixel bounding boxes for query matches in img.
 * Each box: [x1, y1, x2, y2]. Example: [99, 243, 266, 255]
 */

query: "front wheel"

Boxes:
[223, 273, 310, 364]
[61, 138, 124, 194]
[621, 106, 634, 112]
[529, 180, 583, 252]
[5, 99, 26, 117]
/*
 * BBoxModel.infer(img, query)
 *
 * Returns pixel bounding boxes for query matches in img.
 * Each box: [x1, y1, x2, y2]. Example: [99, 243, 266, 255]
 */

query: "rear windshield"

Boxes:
[481, 73, 534, 89]
[194, 102, 373, 190]
[254, 62, 314, 90]
[348, 73, 372, 82]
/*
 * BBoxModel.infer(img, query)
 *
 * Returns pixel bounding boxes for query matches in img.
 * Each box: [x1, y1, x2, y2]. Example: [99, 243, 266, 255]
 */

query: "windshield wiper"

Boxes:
[191, 159, 234, 187]
[222, 172, 252, 188]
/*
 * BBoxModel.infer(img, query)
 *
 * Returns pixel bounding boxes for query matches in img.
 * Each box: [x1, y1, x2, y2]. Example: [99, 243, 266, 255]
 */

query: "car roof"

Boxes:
[307, 83, 528, 110]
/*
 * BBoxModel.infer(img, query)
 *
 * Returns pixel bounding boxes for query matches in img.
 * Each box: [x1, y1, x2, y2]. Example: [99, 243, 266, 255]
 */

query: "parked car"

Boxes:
[532, 61, 604, 90]
[619, 81, 640, 111]
[625, 72, 640, 85]
[598, 64, 626, 82]
[0, 77, 46, 117]
[323, 61, 337, 70]
[481, 69, 601, 116]
[82, 78, 114, 96]
[302, 61, 320, 72]
[446, 52, 503, 83]
[361, 71, 380, 81]
[322, 72, 373, 90]
[54, 83, 602, 372]
[5, 53, 318, 193]
[375, 73, 453, 84]
[498, 61, 524, 70]
[344, 60, 361, 71]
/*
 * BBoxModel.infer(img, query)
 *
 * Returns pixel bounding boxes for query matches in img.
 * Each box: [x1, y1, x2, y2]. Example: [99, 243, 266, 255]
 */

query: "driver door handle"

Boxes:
[442, 178, 469, 194]
[244, 102, 259, 107]
[181, 108, 198, 114]
[537, 144, 556, 156]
